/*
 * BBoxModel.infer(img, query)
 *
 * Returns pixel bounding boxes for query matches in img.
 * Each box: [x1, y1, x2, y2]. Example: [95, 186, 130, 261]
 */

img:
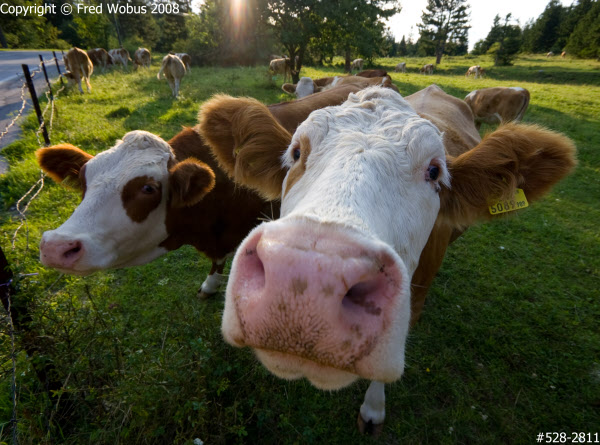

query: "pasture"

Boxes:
[0, 54, 599, 444]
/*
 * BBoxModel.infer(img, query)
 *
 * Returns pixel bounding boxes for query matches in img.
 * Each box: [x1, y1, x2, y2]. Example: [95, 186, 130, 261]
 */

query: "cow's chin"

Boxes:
[254, 349, 359, 390]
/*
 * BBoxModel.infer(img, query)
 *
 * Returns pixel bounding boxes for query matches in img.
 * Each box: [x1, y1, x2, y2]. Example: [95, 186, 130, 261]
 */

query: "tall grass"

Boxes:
[0, 54, 598, 444]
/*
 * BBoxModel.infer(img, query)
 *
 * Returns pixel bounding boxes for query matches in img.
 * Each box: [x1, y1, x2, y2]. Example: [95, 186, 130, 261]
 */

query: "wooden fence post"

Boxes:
[52, 51, 64, 86]
[39, 55, 54, 102]
[21, 64, 50, 146]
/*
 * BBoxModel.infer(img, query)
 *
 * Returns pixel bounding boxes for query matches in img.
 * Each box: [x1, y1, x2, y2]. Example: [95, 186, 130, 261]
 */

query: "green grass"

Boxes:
[0, 54, 599, 444]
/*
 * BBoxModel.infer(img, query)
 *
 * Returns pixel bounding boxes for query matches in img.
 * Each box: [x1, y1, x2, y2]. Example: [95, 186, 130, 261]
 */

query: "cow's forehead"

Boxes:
[86, 130, 173, 182]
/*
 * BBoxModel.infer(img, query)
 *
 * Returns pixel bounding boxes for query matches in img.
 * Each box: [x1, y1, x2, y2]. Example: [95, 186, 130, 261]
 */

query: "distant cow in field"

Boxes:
[546, 51, 554, 57]
[465, 65, 482, 78]
[355, 69, 388, 78]
[133, 47, 151, 69]
[109, 48, 132, 68]
[36, 85, 365, 298]
[269, 57, 291, 82]
[63, 47, 93, 94]
[157, 54, 186, 97]
[87, 48, 112, 70]
[199, 84, 576, 435]
[175, 53, 192, 71]
[420, 63, 434, 74]
[561, 51, 566, 58]
[394, 62, 406, 73]
[464, 87, 530, 129]
[282, 75, 398, 99]
[351, 58, 364, 71]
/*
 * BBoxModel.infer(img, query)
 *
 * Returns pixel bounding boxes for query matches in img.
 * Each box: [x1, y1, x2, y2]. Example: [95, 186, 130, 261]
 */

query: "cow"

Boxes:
[87, 48, 112, 71]
[351, 58, 364, 71]
[63, 47, 93, 94]
[198, 85, 576, 435]
[420, 63, 434, 74]
[465, 65, 482, 78]
[282, 75, 398, 99]
[175, 53, 192, 71]
[36, 84, 366, 299]
[546, 51, 554, 57]
[355, 69, 388, 78]
[109, 48, 132, 68]
[394, 62, 406, 73]
[157, 54, 186, 97]
[133, 47, 151, 70]
[464, 87, 530, 129]
[269, 57, 291, 82]
[561, 51, 566, 58]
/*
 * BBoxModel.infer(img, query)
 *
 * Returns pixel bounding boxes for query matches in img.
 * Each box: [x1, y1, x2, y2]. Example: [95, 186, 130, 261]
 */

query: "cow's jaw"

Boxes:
[222, 87, 449, 388]
[39, 131, 172, 274]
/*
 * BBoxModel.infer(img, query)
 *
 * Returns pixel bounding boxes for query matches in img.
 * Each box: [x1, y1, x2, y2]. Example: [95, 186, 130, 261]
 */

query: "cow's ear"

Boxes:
[36, 144, 93, 188]
[198, 94, 291, 200]
[440, 123, 577, 227]
[169, 158, 216, 208]
[282, 83, 296, 94]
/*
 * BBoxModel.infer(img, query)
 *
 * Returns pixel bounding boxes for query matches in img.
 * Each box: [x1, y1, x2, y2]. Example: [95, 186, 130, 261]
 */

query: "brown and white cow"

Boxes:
[464, 86, 530, 129]
[87, 48, 113, 71]
[36, 84, 365, 298]
[282, 75, 398, 99]
[198, 85, 576, 434]
[561, 51, 566, 58]
[420, 63, 434, 74]
[394, 62, 406, 73]
[546, 51, 554, 57]
[355, 69, 388, 78]
[157, 54, 186, 97]
[109, 48, 132, 68]
[269, 57, 291, 82]
[351, 58, 364, 71]
[134, 47, 151, 70]
[175, 53, 192, 71]
[465, 65, 482, 78]
[63, 47, 93, 94]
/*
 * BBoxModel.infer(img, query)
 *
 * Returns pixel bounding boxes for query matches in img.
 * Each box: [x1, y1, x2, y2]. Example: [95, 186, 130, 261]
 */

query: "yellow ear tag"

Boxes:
[489, 188, 529, 215]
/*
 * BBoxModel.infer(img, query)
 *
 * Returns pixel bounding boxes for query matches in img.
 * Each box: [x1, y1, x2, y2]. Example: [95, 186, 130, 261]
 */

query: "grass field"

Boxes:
[0, 54, 599, 444]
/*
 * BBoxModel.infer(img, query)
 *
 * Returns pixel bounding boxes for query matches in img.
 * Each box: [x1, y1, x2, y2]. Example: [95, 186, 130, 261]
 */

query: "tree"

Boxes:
[398, 35, 407, 56]
[486, 14, 522, 66]
[521, 0, 565, 53]
[417, 0, 471, 64]
[566, 0, 600, 58]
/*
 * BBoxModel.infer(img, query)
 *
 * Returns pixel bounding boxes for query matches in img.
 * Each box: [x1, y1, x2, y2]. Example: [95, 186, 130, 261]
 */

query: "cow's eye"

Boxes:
[142, 184, 156, 194]
[427, 165, 439, 181]
[292, 147, 301, 162]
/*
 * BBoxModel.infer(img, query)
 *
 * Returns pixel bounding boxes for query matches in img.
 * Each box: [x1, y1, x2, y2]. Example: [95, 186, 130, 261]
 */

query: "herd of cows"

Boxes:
[62, 46, 192, 97]
[34, 52, 577, 435]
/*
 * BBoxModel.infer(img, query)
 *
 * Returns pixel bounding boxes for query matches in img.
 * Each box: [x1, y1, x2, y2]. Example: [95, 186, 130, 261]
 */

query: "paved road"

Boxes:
[0, 50, 66, 172]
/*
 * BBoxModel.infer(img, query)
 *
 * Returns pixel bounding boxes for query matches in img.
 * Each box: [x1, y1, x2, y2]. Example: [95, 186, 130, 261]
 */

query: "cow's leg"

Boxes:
[77, 77, 84, 94]
[357, 381, 385, 436]
[174, 78, 180, 97]
[167, 77, 176, 97]
[198, 258, 226, 299]
[84, 76, 91, 93]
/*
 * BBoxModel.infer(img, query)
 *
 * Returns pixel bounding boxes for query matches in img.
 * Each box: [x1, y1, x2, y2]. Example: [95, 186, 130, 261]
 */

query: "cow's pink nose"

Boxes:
[228, 221, 405, 372]
[39, 238, 84, 269]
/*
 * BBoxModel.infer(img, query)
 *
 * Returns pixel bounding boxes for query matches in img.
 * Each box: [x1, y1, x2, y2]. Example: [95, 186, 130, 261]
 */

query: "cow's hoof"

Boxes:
[357, 412, 384, 437]
[197, 290, 214, 300]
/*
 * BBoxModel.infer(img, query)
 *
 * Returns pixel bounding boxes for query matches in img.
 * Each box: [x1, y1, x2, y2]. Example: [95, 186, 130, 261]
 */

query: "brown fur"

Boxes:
[464, 87, 530, 129]
[121, 176, 162, 222]
[64, 47, 93, 93]
[168, 158, 216, 208]
[356, 69, 388, 78]
[87, 48, 112, 70]
[36, 144, 93, 185]
[157, 54, 186, 97]
[109, 48, 131, 67]
[282, 75, 399, 98]
[133, 47, 151, 69]
[283, 135, 312, 197]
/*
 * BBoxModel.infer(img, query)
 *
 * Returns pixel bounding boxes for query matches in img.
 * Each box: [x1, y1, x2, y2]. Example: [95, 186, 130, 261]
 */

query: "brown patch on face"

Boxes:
[284, 135, 312, 197]
[79, 164, 87, 198]
[121, 175, 162, 223]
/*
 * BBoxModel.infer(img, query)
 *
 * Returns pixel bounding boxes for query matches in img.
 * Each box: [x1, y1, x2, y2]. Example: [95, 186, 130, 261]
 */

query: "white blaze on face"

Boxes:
[39, 131, 173, 274]
[222, 87, 450, 388]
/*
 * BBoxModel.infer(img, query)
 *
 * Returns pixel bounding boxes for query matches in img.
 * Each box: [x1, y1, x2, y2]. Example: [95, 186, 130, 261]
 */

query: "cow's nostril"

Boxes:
[63, 242, 82, 259]
[342, 279, 383, 316]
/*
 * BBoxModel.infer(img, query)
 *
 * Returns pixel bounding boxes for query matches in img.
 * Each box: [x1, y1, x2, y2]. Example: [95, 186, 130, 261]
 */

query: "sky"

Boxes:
[385, 0, 575, 50]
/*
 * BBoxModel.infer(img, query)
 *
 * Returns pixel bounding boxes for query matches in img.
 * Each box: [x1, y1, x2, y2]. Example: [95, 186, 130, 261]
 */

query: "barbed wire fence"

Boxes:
[0, 52, 67, 444]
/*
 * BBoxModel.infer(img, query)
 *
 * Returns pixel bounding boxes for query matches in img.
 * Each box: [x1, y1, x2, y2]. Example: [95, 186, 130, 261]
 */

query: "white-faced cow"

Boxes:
[394, 62, 406, 73]
[109, 48, 132, 68]
[157, 54, 186, 97]
[464, 86, 530, 129]
[36, 84, 366, 298]
[198, 85, 576, 434]
[134, 47, 151, 70]
[63, 47, 93, 94]
[282, 75, 397, 99]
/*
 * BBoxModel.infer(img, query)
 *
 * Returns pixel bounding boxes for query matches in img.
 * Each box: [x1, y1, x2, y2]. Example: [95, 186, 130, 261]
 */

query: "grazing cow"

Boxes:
[464, 87, 530, 129]
[199, 85, 576, 434]
[63, 47, 93, 94]
[175, 53, 192, 71]
[546, 51, 554, 57]
[36, 85, 365, 298]
[157, 54, 186, 97]
[351, 58, 364, 71]
[465, 65, 482, 78]
[420, 63, 434, 74]
[282, 75, 398, 99]
[109, 48, 132, 68]
[133, 47, 151, 70]
[269, 57, 291, 82]
[87, 48, 112, 70]
[561, 51, 566, 58]
[394, 62, 406, 73]
[355, 69, 388, 78]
